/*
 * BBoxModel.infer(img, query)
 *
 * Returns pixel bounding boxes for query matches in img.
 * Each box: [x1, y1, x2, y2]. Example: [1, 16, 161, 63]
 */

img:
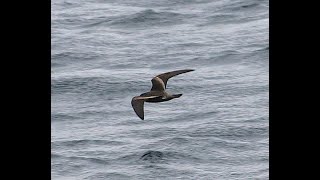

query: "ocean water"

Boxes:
[51, 0, 269, 179]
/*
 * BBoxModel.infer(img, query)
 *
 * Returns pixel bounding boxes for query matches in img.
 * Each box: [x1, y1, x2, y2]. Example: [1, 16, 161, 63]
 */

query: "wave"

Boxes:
[52, 153, 109, 165]
[113, 149, 201, 164]
[140, 150, 164, 161]
[51, 113, 82, 122]
[186, 50, 243, 66]
[51, 61, 65, 68]
[217, 0, 265, 12]
[84, 172, 130, 180]
[52, 139, 125, 148]
[85, 9, 191, 28]
[138, 0, 214, 7]
[200, 0, 267, 26]
[51, 76, 147, 96]
[203, 12, 267, 27]
[139, 150, 202, 164]
[202, 13, 237, 25]
[257, 46, 269, 51]
[188, 125, 268, 140]
[52, 51, 99, 62]
[186, 47, 268, 67]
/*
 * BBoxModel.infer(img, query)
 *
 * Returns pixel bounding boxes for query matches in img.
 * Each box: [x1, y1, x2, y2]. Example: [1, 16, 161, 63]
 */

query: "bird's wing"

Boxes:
[150, 77, 166, 91]
[131, 96, 160, 120]
[151, 69, 194, 90]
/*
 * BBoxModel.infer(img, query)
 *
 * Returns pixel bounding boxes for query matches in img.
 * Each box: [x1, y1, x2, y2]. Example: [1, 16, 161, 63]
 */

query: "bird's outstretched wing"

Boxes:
[151, 69, 194, 91]
[131, 96, 160, 120]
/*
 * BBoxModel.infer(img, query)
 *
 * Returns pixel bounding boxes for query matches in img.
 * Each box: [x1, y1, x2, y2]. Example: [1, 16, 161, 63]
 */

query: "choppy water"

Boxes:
[51, 0, 269, 179]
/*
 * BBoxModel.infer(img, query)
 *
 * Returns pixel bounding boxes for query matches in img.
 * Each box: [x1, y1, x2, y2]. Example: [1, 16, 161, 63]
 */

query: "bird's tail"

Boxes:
[172, 94, 182, 98]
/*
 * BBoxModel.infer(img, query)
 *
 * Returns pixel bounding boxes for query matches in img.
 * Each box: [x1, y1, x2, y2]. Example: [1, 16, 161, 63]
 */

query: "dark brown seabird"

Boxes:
[131, 69, 194, 120]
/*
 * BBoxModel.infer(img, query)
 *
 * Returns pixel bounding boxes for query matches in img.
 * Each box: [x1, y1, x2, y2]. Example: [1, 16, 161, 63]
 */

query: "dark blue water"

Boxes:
[52, 0, 269, 179]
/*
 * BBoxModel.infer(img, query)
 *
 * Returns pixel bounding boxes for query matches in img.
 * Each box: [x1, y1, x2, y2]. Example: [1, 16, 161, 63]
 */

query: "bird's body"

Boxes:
[140, 91, 182, 103]
[131, 69, 194, 120]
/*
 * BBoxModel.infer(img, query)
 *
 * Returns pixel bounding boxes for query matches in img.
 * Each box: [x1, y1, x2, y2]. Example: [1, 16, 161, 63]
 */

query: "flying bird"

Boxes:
[131, 69, 194, 120]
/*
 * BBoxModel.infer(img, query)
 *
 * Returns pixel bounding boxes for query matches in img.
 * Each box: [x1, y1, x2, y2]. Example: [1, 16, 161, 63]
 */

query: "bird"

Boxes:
[131, 69, 194, 120]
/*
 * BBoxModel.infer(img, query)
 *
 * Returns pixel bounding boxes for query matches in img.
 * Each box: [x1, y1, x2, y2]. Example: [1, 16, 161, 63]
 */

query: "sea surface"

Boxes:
[51, 0, 269, 179]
